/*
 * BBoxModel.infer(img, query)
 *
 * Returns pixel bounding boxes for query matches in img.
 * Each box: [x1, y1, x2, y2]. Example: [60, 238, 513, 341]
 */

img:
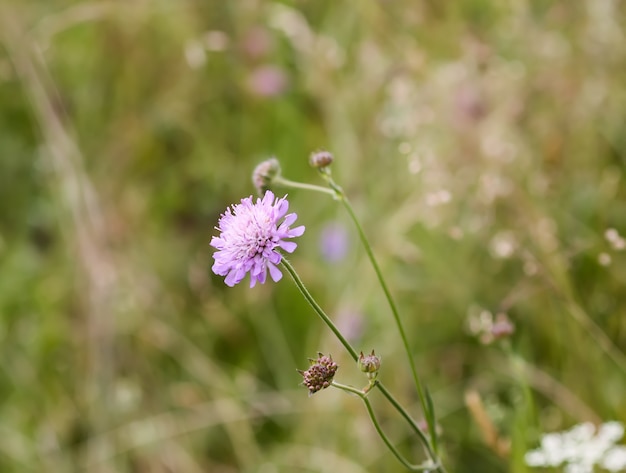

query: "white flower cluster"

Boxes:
[525, 421, 626, 472]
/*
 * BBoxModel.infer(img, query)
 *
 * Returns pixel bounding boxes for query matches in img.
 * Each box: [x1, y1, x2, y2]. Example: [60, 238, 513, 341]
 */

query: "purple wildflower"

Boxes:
[319, 222, 349, 263]
[211, 191, 305, 287]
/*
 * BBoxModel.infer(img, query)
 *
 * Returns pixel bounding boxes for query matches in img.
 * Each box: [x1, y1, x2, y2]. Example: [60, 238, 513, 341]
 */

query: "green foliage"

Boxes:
[1, 1, 625, 472]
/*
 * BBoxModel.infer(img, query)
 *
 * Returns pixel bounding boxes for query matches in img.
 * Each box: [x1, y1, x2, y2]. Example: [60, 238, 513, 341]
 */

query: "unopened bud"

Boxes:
[309, 150, 334, 169]
[252, 157, 281, 195]
[358, 350, 381, 381]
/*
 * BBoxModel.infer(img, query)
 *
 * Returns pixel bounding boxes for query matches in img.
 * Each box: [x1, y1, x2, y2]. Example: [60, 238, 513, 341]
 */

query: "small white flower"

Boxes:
[525, 450, 548, 467]
[599, 422, 625, 444]
[525, 421, 626, 472]
[564, 462, 593, 473]
[567, 423, 595, 443]
[601, 445, 626, 472]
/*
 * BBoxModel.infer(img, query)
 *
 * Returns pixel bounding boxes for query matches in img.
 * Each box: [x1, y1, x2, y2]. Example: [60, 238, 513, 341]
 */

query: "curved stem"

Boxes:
[280, 259, 444, 472]
[273, 176, 336, 197]
[332, 382, 439, 472]
[281, 258, 357, 360]
[375, 383, 438, 463]
[320, 173, 438, 454]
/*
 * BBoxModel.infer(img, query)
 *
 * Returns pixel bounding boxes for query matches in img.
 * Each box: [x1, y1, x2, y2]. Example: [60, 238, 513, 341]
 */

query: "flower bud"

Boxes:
[298, 353, 338, 396]
[358, 350, 381, 381]
[252, 157, 281, 195]
[309, 150, 334, 169]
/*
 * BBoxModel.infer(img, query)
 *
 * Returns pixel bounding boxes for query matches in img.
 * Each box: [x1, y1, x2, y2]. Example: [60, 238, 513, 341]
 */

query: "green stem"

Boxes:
[375, 383, 437, 461]
[332, 381, 439, 472]
[274, 172, 439, 453]
[280, 259, 443, 471]
[320, 173, 438, 454]
[273, 176, 336, 197]
[281, 258, 357, 360]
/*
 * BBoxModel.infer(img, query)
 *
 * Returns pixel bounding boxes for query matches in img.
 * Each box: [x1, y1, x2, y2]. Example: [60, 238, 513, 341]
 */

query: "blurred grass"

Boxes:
[0, 1, 625, 472]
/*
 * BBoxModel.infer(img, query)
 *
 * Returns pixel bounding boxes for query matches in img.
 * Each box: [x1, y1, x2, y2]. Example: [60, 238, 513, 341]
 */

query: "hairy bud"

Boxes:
[358, 350, 381, 381]
[252, 157, 281, 195]
[309, 150, 334, 169]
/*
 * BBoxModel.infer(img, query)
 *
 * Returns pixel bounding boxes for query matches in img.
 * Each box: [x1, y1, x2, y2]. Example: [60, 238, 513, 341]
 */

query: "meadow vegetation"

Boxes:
[1, 1, 625, 472]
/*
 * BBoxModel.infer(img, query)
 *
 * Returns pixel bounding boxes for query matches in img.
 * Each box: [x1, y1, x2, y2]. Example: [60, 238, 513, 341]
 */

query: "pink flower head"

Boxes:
[211, 191, 305, 287]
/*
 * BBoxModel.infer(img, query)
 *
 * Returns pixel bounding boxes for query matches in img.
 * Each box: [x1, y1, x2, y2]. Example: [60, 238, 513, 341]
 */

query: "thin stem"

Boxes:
[281, 258, 444, 472]
[281, 258, 357, 360]
[564, 298, 626, 374]
[375, 383, 437, 462]
[332, 381, 439, 472]
[320, 172, 438, 454]
[273, 176, 336, 197]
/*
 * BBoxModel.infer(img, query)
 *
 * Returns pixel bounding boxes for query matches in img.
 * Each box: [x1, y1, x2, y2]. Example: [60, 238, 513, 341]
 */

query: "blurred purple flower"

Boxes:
[241, 26, 273, 59]
[336, 309, 364, 343]
[319, 222, 349, 262]
[211, 191, 305, 287]
[246, 65, 288, 97]
[453, 84, 487, 128]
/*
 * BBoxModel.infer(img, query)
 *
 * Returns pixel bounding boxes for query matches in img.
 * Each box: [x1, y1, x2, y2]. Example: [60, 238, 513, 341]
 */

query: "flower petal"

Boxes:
[279, 241, 297, 253]
[288, 225, 305, 237]
[281, 213, 297, 228]
[268, 263, 283, 282]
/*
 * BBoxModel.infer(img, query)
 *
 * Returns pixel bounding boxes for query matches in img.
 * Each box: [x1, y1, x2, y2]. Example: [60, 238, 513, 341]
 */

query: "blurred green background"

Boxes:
[1, 1, 625, 472]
